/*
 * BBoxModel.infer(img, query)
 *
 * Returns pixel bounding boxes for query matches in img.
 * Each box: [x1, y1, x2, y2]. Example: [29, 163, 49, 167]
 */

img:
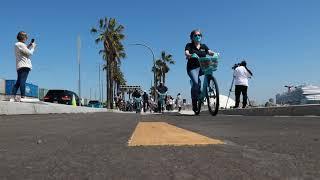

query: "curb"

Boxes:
[0, 101, 109, 115]
[219, 104, 320, 116]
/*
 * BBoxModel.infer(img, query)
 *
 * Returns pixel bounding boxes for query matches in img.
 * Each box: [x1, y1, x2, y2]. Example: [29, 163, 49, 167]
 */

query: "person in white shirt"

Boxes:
[233, 61, 253, 108]
[10, 31, 36, 102]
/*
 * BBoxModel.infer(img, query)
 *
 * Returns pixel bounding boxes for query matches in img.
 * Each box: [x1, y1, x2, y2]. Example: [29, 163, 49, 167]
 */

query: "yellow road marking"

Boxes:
[128, 122, 224, 146]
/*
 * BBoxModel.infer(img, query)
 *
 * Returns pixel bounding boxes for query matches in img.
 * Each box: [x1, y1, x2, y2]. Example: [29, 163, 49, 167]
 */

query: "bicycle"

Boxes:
[192, 53, 220, 116]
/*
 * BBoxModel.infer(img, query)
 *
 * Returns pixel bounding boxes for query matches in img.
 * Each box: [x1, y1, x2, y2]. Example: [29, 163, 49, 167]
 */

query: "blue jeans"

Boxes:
[12, 67, 30, 97]
[187, 68, 201, 101]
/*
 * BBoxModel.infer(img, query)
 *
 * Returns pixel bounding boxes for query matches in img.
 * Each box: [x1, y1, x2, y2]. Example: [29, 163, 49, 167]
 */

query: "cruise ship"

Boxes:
[276, 85, 320, 105]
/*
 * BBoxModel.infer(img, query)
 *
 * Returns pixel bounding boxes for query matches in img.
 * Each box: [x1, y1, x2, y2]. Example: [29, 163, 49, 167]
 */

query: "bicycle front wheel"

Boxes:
[206, 75, 219, 116]
[194, 98, 201, 115]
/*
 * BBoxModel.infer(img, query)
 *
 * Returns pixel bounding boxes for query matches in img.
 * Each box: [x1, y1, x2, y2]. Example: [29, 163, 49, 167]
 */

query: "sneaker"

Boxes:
[9, 96, 19, 102]
[20, 97, 27, 102]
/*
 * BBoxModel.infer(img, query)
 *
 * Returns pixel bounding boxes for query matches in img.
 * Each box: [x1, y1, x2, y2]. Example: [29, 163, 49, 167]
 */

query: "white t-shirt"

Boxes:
[233, 66, 251, 86]
[15, 42, 34, 70]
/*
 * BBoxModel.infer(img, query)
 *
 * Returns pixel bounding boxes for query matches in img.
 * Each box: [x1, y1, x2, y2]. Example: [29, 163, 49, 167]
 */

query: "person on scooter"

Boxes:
[132, 89, 142, 113]
[142, 91, 149, 112]
[185, 29, 215, 113]
[156, 82, 168, 113]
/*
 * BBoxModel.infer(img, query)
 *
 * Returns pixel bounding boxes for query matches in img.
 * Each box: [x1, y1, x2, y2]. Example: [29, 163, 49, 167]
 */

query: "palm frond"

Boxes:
[104, 17, 108, 29]
[90, 28, 98, 34]
[99, 19, 104, 29]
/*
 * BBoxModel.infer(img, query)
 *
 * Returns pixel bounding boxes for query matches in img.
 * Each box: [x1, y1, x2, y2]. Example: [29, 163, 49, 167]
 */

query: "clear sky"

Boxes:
[0, 0, 319, 104]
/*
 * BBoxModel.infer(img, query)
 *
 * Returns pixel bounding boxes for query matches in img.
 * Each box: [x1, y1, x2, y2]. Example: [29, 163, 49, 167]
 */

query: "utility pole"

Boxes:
[77, 36, 81, 98]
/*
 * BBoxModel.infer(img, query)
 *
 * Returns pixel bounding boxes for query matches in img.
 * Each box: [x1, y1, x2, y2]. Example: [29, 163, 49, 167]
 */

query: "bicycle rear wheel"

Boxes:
[206, 75, 219, 116]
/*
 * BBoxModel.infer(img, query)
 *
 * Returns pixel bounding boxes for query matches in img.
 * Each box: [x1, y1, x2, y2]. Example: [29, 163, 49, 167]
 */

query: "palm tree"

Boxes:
[101, 51, 126, 98]
[152, 62, 162, 86]
[91, 17, 126, 109]
[113, 64, 126, 94]
[154, 51, 175, 85]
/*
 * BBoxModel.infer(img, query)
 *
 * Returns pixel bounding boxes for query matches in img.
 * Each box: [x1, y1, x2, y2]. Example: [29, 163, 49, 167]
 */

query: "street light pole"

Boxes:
[129, 43, 157, 101]
[77, 36, 81, 98]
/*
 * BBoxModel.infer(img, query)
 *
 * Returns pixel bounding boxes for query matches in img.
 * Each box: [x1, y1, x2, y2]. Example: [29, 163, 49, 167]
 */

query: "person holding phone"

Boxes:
[10, 31, 36, 102]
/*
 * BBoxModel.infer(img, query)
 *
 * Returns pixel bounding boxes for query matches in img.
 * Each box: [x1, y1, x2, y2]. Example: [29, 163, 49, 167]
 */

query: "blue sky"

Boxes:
[0, 0, 319, 103]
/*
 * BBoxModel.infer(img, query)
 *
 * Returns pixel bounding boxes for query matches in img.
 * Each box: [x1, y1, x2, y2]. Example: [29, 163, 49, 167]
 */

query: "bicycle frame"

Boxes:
[190, 55, 218, 100]
[199, 75, 210, 101]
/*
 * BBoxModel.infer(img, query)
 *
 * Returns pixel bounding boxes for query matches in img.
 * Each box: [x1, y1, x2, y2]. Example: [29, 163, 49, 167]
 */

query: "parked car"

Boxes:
[87, 100, 103, 108]
[44, 90, 81, 106]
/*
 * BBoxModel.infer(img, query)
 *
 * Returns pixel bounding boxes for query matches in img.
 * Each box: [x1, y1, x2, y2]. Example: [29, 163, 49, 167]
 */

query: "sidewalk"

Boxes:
[0, 101, 108, 115]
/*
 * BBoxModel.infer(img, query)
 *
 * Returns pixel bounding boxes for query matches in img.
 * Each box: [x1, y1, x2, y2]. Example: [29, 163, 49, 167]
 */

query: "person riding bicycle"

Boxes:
[156, 82, 168, 113]
[185, 29, 216, 113]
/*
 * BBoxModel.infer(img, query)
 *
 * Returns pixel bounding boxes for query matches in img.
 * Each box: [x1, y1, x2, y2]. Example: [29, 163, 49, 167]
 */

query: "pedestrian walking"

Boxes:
[176, 93, 183, 112]
[168, 96, 174, 111]
[233, 61, 253, 108]
[10, 31, 36, 102]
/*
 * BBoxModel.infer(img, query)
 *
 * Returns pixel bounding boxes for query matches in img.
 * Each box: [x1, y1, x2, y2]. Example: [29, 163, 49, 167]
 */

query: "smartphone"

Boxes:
[31, 39, 35, 43]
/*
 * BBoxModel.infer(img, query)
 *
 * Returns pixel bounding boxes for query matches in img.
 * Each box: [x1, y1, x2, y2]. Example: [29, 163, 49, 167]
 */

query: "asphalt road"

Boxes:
[0, 112, 319, 180]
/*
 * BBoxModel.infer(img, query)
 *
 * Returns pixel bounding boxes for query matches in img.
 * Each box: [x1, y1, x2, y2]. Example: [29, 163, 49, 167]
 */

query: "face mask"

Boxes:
[193, 35, 201, 42]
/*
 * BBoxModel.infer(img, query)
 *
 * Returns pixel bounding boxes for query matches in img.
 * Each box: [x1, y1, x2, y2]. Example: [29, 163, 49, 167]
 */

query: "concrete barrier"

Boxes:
[219, 104, 320, 116]
[0, 101, 108, 115]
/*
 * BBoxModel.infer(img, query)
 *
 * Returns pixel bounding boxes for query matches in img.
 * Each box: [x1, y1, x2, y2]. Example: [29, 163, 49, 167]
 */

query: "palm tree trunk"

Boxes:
[116, 81, 120, 95]
[113, 80, 116, 100]
[163, 73, 166, 85]
[109, 61, 114, 109]
[107, 60, 112, 109]
[106, 68, 109, 106]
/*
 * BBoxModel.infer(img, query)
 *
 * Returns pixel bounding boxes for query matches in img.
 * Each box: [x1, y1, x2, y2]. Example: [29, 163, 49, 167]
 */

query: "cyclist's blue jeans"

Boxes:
[187, 68, 201, 101]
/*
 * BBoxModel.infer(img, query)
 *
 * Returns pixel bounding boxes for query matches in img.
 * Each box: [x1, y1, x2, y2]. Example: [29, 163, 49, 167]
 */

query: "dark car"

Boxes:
[44, 90, 81, 106]
[87, 100, 103, 108]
